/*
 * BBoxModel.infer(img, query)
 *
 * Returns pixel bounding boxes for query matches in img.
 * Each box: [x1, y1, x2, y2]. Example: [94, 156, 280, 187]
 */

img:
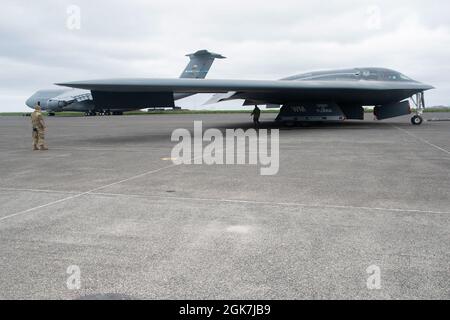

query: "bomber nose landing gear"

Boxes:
[410, 92, 426, 126]
[411, 115, 423, 125]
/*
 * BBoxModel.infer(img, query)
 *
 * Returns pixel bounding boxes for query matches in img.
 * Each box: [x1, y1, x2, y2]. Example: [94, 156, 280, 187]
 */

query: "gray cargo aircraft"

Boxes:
[57, 65, 434, 125]
[25, 50, 225, 116]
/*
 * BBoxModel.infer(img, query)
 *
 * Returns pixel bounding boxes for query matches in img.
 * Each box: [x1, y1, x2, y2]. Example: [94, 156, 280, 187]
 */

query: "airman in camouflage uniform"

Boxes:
[31, 103, 48, 151]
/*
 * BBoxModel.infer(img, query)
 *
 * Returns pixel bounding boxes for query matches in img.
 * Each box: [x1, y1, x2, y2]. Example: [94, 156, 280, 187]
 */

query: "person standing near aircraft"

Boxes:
[251, 105, 261, 127]
[31, 102, 48, 151]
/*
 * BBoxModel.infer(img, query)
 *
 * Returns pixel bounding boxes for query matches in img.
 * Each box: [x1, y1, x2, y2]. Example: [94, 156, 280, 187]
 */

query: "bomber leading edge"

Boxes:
[55, 58, 434, 126]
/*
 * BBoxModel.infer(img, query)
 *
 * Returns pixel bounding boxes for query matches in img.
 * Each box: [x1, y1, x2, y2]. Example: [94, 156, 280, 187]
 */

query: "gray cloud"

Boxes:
[1, 0, 449, 111]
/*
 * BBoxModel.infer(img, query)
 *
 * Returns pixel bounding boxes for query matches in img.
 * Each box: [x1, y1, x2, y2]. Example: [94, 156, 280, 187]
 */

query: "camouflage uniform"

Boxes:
[31, 109, 47, 150]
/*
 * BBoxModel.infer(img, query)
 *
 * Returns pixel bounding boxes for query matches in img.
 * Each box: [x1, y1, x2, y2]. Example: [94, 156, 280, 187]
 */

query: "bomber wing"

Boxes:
[57, 78, 434, 107]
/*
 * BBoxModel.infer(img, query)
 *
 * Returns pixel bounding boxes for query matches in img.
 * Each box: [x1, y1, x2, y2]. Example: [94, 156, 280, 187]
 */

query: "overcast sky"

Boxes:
[1, 0, 450, 111]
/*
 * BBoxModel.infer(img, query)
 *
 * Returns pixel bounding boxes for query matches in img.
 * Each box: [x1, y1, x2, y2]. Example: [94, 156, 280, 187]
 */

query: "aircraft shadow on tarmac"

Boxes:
[211, 120, 394, 131]
[72, 121, 399, 145]
[75, 134, 170, 145]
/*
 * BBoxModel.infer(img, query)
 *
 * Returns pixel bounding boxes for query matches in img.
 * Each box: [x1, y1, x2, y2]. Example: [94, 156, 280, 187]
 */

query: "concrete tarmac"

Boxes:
[0, 113, 448, 299]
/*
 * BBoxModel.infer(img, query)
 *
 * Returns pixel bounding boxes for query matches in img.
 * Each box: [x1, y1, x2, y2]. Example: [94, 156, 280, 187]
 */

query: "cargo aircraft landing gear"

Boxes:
[84, 109, 115, 116]
[410, 92, 425, 126]
[84, 110, 97, 117]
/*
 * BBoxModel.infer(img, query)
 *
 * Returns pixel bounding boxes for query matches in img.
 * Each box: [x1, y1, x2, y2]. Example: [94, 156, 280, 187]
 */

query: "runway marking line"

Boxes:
[90, 192, 450, 215]
[1, 187, 449, 216]
[0, 161, 184, 223]
[2, 128, 450, 223]
[0, 154, 204, 223]
[0, 187, 78, 195]
[392, 125, 450, 155]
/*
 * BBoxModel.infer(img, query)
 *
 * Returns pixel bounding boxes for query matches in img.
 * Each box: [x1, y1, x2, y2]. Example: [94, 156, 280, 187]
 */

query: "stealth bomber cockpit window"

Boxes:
[383, 71, 415, 82]
[361, 70, 379, 80]
[382, 71, 401, 81]
[289, 70, 360, 81]
[361, 69, 415, 82]
[399, 74, 413, 81]
[288, 69, 416, 82]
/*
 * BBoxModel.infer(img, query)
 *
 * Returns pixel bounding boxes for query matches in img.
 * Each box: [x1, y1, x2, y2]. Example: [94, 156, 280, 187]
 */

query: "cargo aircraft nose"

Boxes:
[25, 95, 37, 109]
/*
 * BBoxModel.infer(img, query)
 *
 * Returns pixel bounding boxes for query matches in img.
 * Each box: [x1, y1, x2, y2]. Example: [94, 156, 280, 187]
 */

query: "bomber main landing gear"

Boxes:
[410, 92, 425, 126]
